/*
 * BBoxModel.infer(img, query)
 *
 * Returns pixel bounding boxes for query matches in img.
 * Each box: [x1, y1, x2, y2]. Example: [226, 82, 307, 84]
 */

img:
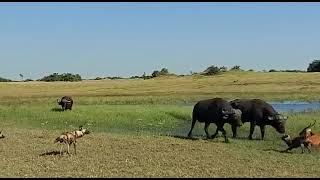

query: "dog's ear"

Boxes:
[79, 125, 83, 130]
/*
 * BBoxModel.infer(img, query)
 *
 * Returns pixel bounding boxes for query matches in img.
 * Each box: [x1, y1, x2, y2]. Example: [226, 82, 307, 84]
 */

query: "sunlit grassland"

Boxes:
[1, 71, 320, 105]
[1, 109, 320, 177]
[1, 71, 320, 177]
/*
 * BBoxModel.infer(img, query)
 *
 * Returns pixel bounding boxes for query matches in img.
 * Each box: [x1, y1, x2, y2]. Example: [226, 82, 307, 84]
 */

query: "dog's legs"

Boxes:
[300, 144, 305, 154]
[67, 143, 70, 154]
[60, 144, 64, 155]
[73, 142, 76, 155]
[305, 143, 312, 153]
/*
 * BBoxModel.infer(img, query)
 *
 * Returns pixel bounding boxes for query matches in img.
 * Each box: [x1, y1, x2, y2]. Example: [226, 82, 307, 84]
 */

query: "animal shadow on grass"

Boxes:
[232, 136, 264, 141]
[166, 134, 200, 141]
[39, 150, 66, 156]
[51, 108, 63, 112]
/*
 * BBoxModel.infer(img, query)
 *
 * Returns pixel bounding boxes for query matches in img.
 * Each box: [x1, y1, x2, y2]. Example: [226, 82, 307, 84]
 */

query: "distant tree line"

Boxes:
[1, 59, 320, 82]
[38, 73, 82, 82]
[0, 77, 12, 82]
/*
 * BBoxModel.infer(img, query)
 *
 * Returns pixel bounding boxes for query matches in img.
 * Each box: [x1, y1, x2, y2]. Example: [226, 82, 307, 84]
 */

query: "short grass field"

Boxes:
[1, 71, 320, 177]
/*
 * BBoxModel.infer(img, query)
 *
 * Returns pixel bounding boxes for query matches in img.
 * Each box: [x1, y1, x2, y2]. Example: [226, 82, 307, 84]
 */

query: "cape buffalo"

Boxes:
[187, 98, 243, 143]
[57, 96, 73, 111]
[230, 99, 287, 140]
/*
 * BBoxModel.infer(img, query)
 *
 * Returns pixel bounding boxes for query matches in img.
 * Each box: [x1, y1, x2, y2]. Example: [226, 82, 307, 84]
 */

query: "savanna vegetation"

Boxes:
[1, 70, 320, 177]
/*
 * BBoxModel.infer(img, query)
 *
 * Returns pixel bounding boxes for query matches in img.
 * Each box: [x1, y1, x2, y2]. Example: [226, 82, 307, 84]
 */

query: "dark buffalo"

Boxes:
[187, 98, 243, 143]
[230, 99, 287, 140]
[57, 96, 73, 111]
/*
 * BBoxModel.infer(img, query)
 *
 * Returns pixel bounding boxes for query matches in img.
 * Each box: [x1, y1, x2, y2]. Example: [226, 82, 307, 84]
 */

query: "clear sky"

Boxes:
[1, 2, 319, 80]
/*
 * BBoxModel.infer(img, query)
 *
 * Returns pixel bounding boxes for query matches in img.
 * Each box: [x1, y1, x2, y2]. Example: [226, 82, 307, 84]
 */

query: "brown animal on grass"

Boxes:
[281, 120, 316, 153]
[281, 134, 311, 153]
[54, 126, 90, 155]
[301, 120, 320, 146]
[307, 132, 320, 146]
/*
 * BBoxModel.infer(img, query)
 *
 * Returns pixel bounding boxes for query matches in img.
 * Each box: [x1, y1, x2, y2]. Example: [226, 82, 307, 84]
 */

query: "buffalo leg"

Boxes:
[260, 125, 266, 140]
[232, 125, 238, 138]
[187, 119, 197, 138]
[204, 122, 211, 139]
[220, 127, 229, 143]
[249, 123, 255, 140]
[211, 127, 219, 139]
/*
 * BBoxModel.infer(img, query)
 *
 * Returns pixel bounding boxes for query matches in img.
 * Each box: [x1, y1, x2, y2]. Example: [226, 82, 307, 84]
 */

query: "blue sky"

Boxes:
[0, 2, 319, 80]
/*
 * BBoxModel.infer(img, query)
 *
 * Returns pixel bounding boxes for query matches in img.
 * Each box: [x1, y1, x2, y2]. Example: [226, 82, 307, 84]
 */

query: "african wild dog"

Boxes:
[0, 130, 5, 139]
[54, 126, 90, 155]
[281, 120, 316, 153]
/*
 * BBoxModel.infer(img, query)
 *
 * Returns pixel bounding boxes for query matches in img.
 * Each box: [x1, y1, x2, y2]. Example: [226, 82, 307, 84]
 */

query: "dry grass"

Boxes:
[1, 71, 320, 177]
[1, 127, 320, 178]
[1, 71, 320, 105]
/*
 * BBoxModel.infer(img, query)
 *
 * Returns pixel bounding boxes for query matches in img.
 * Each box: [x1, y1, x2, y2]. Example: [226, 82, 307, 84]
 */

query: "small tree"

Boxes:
[203, 65, 220, 75]
[230, 65, 242, 71]
[219, 66, 228, 72]
[151, 70, 160, 78]
[307, 60, 320, 72]
[160, 68, 169, 75]
[19, 74, 24, 81]
[142, 72, 146, 80]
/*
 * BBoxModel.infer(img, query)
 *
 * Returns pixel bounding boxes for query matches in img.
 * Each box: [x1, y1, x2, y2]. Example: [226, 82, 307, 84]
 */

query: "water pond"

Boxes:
[270, 102, 320, 113]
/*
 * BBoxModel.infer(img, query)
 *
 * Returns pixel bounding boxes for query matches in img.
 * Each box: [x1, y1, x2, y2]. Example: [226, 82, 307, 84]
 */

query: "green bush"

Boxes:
[38, 73, 82, 82]
[307, 60, 320, 72]
[0, 77, 12, 82]
[203, 65, 220, 75]
[230, 65, 242, 71]
[151, 70, 160, 78]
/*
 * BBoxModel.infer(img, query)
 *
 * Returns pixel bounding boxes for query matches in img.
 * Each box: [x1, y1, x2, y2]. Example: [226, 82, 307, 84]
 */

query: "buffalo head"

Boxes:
[222, 108, 243, 127]
[230, 99, 241, 108]
[267, 113, 287, 134]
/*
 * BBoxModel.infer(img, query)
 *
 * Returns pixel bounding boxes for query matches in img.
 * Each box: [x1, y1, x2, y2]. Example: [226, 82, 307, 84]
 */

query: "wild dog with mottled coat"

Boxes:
[54, 126, 90, 155]
[281, 120, 316, 153]
[0, 130, 5, 139]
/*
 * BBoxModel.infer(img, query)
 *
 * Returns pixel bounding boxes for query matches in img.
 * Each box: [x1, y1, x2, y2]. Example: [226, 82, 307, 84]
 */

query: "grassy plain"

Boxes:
[1, 71, 320, 177]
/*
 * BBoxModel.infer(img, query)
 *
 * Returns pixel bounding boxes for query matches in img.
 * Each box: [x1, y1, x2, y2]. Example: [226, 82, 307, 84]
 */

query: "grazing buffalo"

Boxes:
[187, 98, 242, 143]
[230, 99, 287, 140]
[57, 96, 73, 111]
